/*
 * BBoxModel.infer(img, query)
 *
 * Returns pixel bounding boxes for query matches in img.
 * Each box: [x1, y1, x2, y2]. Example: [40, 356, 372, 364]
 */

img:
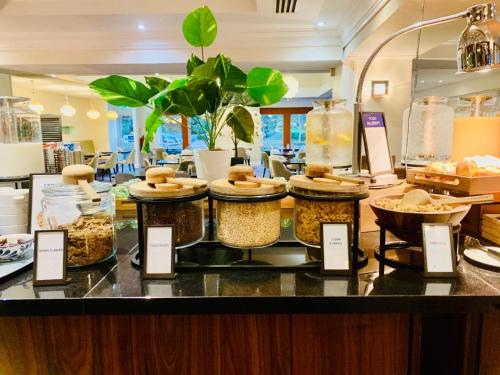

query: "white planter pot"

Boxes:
[194, 150, 232, 182]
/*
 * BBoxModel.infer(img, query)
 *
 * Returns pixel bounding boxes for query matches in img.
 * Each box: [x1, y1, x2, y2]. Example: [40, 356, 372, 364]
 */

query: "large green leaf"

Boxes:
[145, 76, 169, 94]
[246, 67, 288, 106]
[191, 54, 246, 93]
[89, 75, 154, 107]
[187, 54, 204, 75]
[226, 106, 254, 144]
[143, 107, 164, 153]
[182, 6, 217, 48]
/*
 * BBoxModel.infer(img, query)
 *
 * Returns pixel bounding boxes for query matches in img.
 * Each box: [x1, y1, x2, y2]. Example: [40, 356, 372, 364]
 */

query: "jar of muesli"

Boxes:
[42, 181, 115, 267]
[210, 178, 287, 249]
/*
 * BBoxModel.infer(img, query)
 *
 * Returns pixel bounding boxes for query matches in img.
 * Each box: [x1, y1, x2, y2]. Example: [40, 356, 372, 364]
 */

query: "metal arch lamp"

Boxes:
[352, 2, 500, 175]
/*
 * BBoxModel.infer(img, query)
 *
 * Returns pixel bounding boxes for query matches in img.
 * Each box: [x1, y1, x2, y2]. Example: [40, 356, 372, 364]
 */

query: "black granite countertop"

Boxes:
[0, 219, 498, 316]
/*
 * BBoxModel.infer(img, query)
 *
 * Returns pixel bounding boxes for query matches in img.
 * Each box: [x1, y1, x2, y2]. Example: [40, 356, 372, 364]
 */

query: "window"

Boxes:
[260, 108, 310, 151]
[261, 114, 284, 152]
[117, 115, 134, 152]
[158, 116, 182, 154]
[189, 116, 210, 149]
[290, 113, 307, 150]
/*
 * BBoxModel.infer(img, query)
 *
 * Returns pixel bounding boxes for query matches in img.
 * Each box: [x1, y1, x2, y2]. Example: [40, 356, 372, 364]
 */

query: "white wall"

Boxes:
[334, 57, 414, 161]
[11, 85, 110, 151]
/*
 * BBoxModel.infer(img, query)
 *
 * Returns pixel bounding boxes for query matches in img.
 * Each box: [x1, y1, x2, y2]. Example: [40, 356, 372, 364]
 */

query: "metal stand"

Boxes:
[375, 220, 461, 275]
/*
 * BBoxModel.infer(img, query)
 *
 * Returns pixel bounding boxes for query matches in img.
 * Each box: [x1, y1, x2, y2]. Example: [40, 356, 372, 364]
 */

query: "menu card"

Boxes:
[143, 226, 175, 279]
[422, 224, 457, 277]
[321, 223, 352, 275]
[360, 112, 393, 175]
[33, 230, 69, 286]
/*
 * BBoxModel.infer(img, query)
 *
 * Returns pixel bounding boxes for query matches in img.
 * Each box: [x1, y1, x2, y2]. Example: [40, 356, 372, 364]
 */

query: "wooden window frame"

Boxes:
[260, 107, 311, 147]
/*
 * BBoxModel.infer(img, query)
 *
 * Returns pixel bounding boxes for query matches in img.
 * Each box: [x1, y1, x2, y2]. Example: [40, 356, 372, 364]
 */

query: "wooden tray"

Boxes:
[407, 168, 500, 195]
[115, 198, 136, 211]
[482, 214, 500, 245]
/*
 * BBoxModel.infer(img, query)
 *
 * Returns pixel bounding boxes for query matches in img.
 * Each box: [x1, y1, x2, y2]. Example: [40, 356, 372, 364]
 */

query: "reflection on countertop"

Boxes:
[0, 221, 498, 315]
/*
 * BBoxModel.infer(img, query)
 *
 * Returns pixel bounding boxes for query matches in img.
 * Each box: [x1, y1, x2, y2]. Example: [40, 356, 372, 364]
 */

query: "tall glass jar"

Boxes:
[401, 96, 454, 166]
[42, 181, 116, 267]
[452, 95, 500, 160]
[306, 99, 353, 168]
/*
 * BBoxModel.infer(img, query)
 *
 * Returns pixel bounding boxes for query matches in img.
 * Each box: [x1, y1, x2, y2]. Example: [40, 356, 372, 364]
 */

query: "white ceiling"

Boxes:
[0, 0, 388, 75]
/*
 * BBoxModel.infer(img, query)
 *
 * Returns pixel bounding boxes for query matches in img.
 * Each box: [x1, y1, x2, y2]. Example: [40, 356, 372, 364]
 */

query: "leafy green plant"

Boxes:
[89, 6, 288, 152]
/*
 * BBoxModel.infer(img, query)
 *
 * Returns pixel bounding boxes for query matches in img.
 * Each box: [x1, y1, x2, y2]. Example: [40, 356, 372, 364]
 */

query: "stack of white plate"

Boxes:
[0, 188, 29, 235]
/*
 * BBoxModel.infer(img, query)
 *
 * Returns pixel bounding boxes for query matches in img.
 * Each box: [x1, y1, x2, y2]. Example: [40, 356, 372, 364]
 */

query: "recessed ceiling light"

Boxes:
[50, 74, 57, 78]
[154, 73, 160, 76]
[317, 21, 325, 27]
[137, 23, 146, 31]
[438, 80, 444, 83]
[420, 80, 425, 83]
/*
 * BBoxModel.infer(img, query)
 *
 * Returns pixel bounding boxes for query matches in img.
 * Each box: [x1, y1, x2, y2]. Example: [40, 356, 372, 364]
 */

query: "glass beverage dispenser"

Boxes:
[306, 100, 353, 168]
[0, 96, 44, 177]
[452, 95, 500, 161]
[401, 96, 454, 166]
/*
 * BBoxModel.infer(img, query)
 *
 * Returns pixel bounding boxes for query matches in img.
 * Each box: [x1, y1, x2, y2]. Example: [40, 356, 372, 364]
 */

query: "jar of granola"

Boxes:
[289, 175, 368, 248]
[42, 180, 115, 267]
[210, 178, 287, 249]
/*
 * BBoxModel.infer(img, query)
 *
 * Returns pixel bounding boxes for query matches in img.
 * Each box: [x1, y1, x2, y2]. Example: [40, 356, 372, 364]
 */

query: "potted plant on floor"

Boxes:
[89, 6, 287, 181]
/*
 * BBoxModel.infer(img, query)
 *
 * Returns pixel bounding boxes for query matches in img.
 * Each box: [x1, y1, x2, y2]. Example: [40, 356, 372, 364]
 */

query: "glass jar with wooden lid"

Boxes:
[128, 167, 209, 263]
[210, 165, 288, 249]
[289, 164, 369, 248]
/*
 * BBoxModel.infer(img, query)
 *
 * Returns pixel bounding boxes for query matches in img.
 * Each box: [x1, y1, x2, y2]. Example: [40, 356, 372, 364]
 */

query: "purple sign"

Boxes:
[361, 112, 385, 128]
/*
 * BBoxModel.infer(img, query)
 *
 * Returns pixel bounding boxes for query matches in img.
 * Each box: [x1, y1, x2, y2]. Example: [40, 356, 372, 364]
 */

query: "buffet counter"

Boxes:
[0, 223, 498, 375]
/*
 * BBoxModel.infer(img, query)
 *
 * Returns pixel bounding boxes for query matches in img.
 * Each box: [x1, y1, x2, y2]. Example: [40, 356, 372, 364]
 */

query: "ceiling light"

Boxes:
[438, 80, 444, 83]
[283, 75, 299, 99]
[154, 73, 160, 76]
[137, 23, 146, 31]
[29, 101, 44, 114]
[86, 109, 101, 120]
[50, 74, 57, 78]
[420, 80, 425, 83]
[60, 104, 76, 117]
[106, 111, 119, 120]
[317, 21, 325, 27]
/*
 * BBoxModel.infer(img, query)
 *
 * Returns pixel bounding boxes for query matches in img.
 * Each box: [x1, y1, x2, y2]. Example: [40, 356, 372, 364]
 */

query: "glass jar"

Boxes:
[452, 95, 500, 161]
[401, 96, 454, 165]
[141, 197, 206, 248]
[0, 96, 42, 144]
[42, 181, 116, 267]
[210, 180, 287, 248]
[289, 176, 368, 248]
[306, 99, 353, 168]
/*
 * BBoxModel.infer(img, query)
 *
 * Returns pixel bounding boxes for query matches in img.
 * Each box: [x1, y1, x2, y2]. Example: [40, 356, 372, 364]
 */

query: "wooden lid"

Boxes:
[129, 179, 208, 198]
[227, 165, 255, 182]
[290, 175, 368, 195]
[210, 178, 286, 196]
[62, 164, 95, 184]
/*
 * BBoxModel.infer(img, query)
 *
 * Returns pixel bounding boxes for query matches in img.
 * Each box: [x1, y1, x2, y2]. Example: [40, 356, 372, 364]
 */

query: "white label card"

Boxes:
[423, 224, 456, 276]
[145, 226, 174, 278]
[321, 223, 351, 274]
[34, 231, 66, 284]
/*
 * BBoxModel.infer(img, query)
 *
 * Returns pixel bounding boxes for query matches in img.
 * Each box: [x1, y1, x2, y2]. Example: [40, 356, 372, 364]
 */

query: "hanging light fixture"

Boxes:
[28, 80, 44, 114]
[106, 110, 119, 120]
[86, 103, 101, 120]
[283, 75, 299, 98]
[60, 92, 76, 117]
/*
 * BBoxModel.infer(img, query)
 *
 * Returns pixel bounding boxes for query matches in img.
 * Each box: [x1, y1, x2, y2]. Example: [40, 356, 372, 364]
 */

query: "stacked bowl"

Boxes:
[0, 188, 29, 235]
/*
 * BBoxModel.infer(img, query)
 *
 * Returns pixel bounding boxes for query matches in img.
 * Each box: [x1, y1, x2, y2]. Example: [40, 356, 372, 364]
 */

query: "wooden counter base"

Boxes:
[0, 311, 497, 375]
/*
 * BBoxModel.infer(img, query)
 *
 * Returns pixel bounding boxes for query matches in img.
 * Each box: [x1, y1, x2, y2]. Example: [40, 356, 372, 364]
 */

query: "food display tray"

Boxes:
[406, 168, 500, 195]
[481, 214, 500, 245]
[0, 249, 33, 282]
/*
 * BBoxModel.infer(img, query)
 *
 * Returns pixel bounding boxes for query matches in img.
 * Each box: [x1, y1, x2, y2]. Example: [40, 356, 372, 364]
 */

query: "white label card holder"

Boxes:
[320, 223, 352, 275]
[33, 230, 70, 286]
[144, 225, 176, 279]
[422, 223, 457, 278]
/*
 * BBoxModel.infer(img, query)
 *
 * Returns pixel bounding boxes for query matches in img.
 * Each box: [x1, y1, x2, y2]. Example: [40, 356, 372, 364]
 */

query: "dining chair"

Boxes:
[271, 159, 293, 181]
[86, 155, 99, 174]
[118, 149, 136, 172]
[261, 152, 270, 177]
[115, 173, 135, 185]
[97, 152, 117, 181]
[297, 151, 306, 160]
[176, 160, 194, 173]
[153, 148, 165, 165]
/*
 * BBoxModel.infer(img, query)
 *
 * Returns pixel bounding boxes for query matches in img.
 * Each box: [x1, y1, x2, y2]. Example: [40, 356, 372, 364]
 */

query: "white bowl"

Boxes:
[0, 214, 27, 226]
[0, 189, 29, 204]
[0, 233, 33, 261]
[0, 224, 28, 235]
[0, 204, 28, 215]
